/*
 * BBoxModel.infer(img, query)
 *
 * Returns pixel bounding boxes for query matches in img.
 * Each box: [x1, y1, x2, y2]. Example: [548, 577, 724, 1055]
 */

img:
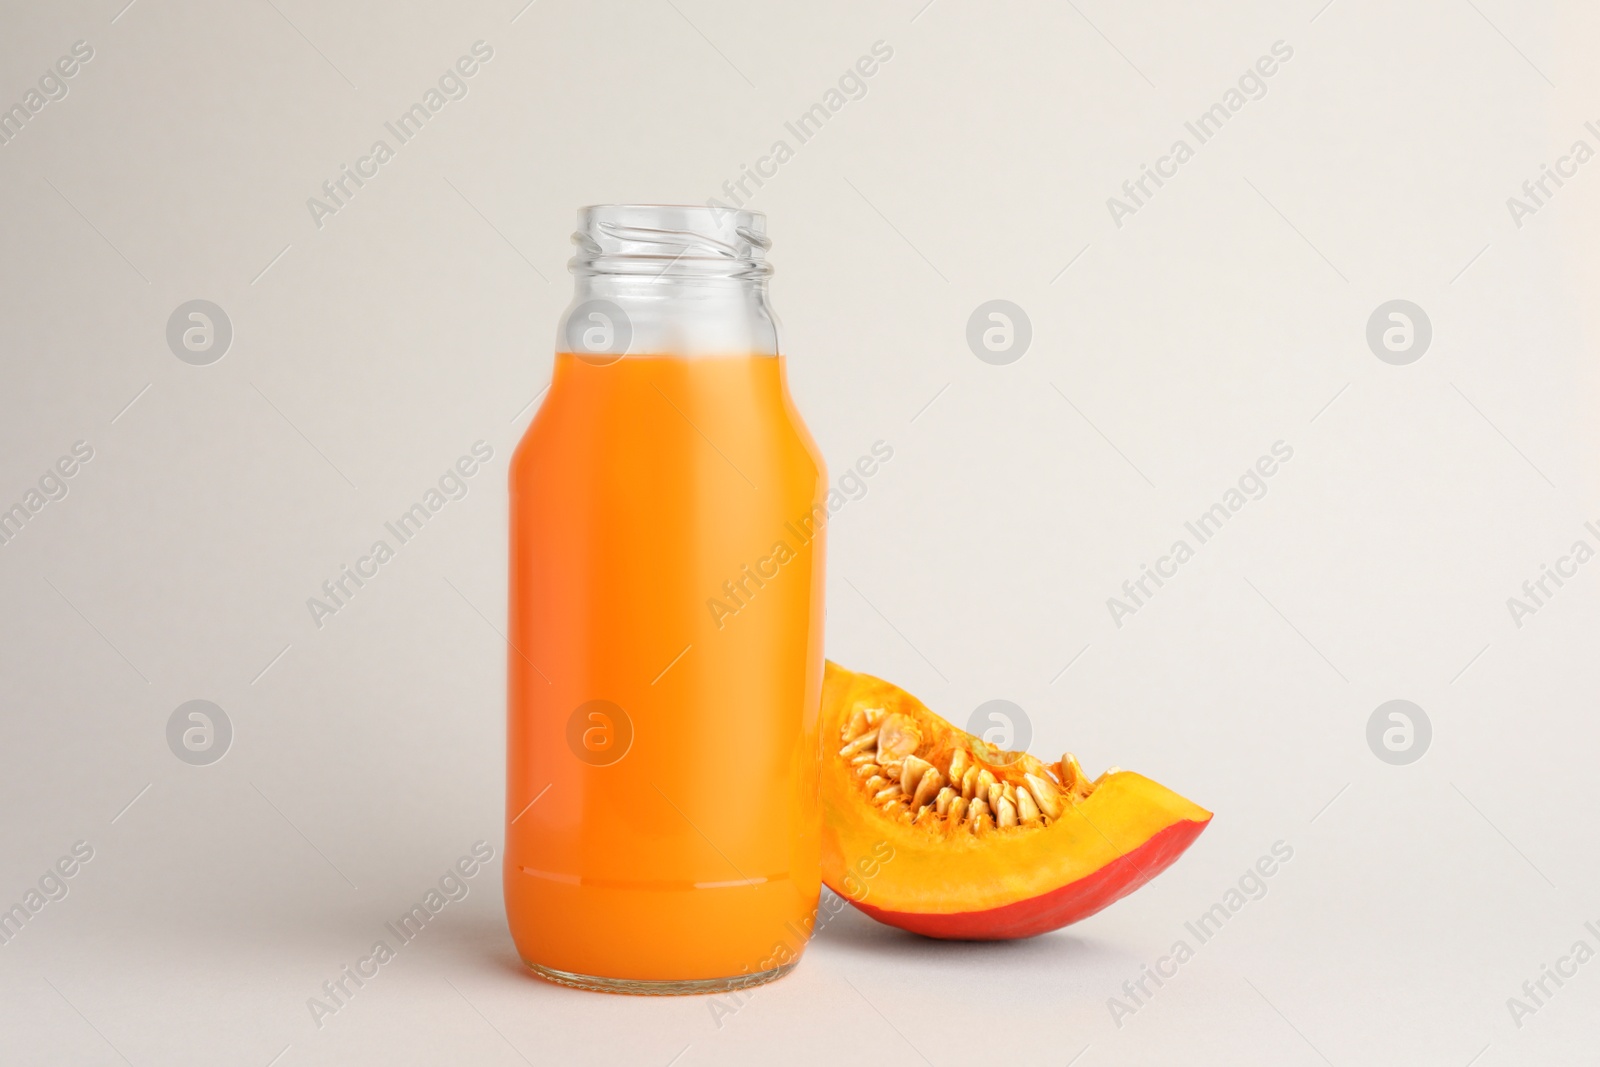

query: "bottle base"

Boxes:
[524, 959, 798, 996]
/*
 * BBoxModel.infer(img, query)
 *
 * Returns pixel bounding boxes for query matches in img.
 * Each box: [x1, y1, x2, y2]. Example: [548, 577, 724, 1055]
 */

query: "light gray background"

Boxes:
[2, 0, 1597, 1064]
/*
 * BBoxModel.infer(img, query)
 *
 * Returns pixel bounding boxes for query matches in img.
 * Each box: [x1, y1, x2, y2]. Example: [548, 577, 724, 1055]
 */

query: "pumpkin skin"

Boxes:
[820, 661, 1211, 940]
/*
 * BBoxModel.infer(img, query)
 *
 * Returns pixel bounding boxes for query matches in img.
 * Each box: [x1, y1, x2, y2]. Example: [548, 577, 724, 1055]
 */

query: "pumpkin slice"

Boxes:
[821, 661, 1211, 940]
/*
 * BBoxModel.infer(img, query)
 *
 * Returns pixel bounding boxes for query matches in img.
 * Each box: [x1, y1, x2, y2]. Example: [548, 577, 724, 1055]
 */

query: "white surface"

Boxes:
[2, 1, 1598, 1064]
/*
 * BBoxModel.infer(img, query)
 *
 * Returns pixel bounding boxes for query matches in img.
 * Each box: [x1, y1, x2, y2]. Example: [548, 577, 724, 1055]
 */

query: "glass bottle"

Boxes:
[505, 205, 827, 993]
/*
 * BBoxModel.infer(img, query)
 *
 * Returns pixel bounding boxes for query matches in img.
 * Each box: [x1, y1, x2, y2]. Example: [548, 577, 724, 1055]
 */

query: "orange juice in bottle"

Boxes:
[506, 206, 826, 993]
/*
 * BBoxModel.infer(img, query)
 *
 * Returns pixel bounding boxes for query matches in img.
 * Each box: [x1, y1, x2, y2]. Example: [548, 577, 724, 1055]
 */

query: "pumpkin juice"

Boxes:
[506, 352, 826, 985]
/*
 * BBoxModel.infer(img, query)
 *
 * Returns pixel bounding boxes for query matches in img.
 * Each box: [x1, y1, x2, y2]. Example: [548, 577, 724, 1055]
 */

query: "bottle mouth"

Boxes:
[570, 204, 772, 279]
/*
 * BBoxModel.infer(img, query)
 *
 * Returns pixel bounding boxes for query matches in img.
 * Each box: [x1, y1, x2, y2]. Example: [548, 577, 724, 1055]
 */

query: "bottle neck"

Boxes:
[560, 206, 779, 359]
[566, 274, 778, 358]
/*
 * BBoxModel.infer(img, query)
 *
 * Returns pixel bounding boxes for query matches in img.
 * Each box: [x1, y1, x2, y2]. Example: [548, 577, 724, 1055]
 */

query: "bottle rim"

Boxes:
[570, 204, 772, 279]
